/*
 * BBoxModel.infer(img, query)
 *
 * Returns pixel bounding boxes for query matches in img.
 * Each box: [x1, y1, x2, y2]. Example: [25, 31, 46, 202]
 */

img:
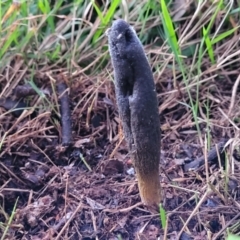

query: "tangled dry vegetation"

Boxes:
[0, 1, 240, 239]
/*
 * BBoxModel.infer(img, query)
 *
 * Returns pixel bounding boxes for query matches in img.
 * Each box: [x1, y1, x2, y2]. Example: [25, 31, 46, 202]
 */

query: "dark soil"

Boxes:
[1, 67, 240, 240]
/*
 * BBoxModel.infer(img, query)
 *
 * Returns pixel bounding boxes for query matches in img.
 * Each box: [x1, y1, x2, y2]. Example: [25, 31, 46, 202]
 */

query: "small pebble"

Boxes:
[126, 167, 135, 175]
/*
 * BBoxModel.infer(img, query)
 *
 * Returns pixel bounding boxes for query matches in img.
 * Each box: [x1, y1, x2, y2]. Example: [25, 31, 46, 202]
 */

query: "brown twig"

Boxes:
[184, 139, 228, 171]
[57, 80, 72, 146]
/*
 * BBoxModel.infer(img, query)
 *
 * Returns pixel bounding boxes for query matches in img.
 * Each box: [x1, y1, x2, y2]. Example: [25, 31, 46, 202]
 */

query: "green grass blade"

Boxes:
[38, 0, 55, 33]
[29, 80, 46, 98]
[227, 235, 240, 240]
[0, 28, 19, 59]
[92, 0, 121, 43]
[0, 198, 18, 240]
[160, 0, 179, 55]
[17, 29, 35, 51]
[211, 28, 237, 45]
[202, 0, 223, 63]
[80, 153, 92, 171]
[91, 0, 104, 22]
[104, 0, 121, 24]
[203, 26, 215, 64]
[159, 203, 167, 229]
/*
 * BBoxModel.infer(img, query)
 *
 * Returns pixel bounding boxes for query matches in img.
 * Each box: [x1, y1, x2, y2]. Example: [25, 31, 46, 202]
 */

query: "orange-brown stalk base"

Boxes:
[136, 170, 161, 210]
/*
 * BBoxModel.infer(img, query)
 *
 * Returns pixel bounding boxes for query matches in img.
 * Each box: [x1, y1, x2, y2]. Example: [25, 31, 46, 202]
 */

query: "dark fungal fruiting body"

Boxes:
[107, 19, 161, 208]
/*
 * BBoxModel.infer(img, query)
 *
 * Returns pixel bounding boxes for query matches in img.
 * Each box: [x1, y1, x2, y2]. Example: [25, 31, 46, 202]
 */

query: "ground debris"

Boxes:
[183, 139, 229, 171]
[57, 76, 72, 146]
[15, 195, 54, 227]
